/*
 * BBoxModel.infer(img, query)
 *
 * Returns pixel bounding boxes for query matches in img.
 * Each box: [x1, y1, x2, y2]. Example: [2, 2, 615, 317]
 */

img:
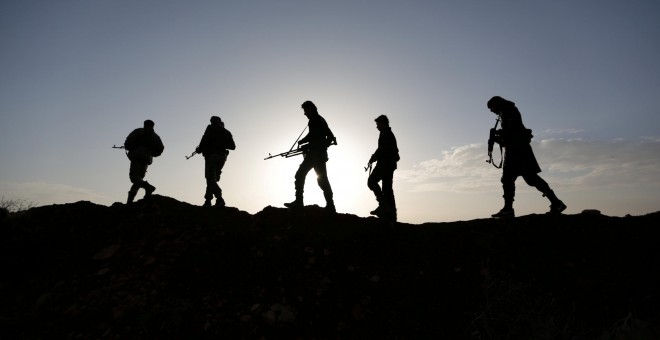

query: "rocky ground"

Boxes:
[1, 195, 659, 339]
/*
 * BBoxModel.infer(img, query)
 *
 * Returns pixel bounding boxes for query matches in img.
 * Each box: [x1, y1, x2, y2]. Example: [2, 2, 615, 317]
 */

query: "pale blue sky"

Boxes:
[2, 1, 659, 223]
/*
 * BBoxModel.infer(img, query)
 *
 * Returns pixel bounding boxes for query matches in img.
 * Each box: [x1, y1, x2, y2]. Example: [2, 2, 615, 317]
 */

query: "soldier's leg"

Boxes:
[203, 157, 212, 205]
[367, 165, 383, 198]
[285, 157, 313, 208]
[204, 155, 223, 206]
[523, 173, 566, 213]
[137, 162, 155, 196]
[492, 168, 517, 217]
[294, 157, 314, 198]
[314, 160, 334, 211]
[381, 167, 396, 212]
[215, 154, 227, 206]
[127, 183, 139, 204]
[128, 161, 150, 202]
[522, 173, 550, 194]
[367, 164, 387, 215]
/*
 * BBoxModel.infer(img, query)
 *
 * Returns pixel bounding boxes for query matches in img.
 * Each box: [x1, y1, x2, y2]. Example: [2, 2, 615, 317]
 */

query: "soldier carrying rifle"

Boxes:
[486, 96, 566, 217]
[367, 115, 399, 221]
[283, 101, 337, 212]
[194, 116, 235, 207]
[122, 119, 164, 204]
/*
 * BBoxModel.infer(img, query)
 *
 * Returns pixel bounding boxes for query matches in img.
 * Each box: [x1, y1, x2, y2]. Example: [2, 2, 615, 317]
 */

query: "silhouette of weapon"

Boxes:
[264, 124, 338, 160]
[486, 116, 503, 168]
[265, 140, 338, 160]
[186, 148, 198, 160]
[364, 162, 373, 175]
[264, 124, 308, 160]
[112, 144, 129, 158]
[264, 144, 309, 160]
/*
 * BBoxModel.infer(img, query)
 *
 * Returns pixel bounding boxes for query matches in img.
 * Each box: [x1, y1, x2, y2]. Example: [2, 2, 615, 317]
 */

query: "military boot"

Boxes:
[492, 198, 514, 218]
[544, 190, 567, 214]
[370, 195, 384, 216]
[127, 190, 137, 204]
[324, 192, 336, 213]
[325, 199, 336, 213]
[284, 196, 303, 209]
[144, 182, 156, 197]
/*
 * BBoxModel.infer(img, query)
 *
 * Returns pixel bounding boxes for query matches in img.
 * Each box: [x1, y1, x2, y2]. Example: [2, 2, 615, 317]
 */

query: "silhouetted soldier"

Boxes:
[487, 96, 566, 217]
[195, 116, 236, 207]
[124, 119, 164, 203]
[367, 115, 400, 221]
[284, 101, 337, 212]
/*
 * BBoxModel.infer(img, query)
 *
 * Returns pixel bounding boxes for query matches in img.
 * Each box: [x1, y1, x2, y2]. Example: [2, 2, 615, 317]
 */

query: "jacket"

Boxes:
[299, 114, 335, 151]
[196, 123, 236, 157]
[124, 128, 164, 164]
[370, 126, 400, 164]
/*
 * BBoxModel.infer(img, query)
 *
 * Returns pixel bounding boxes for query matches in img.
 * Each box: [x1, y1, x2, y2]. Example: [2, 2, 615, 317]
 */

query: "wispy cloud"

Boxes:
[539, 128, 584, 136]
[397, 138, 660, 193]
[0, 181, 110, 207]
[396, 143, 500, 192]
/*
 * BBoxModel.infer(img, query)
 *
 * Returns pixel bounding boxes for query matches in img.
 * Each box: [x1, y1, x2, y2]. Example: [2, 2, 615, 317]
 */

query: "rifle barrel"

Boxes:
[264, 148, 306, 160]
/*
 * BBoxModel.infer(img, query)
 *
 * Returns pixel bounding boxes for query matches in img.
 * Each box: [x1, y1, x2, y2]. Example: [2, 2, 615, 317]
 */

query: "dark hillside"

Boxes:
[1, 195, 659, 339]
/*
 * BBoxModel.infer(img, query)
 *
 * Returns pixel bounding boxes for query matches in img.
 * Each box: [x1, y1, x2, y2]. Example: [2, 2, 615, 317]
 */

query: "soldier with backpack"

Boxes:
[124, 119, 164, 204]
[195, 116, 236, 207]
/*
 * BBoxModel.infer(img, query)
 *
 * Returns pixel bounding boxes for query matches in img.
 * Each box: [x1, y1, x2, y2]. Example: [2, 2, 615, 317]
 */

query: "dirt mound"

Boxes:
[1, 195, 659, 338]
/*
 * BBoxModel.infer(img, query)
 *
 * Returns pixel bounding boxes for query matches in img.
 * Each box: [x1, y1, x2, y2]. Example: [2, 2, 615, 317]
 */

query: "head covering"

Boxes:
[210, 116, 222, 124]
[144, 119, 155, 128]
[487, 96, 515, 111]
[375, 114, 389, 125]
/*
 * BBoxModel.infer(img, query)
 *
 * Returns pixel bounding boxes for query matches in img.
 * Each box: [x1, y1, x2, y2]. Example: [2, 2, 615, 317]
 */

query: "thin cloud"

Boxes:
[396, 143, 500, 193]
[540, 128, 584, 135]
[0, 181, 110, 207]
[398, 138, 660, 193]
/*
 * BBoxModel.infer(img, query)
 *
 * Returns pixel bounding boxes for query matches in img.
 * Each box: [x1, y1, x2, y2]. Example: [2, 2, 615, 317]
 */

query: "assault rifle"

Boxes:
[265, 125, 308, 160]
[264, 139, 337, 160]
[112, 144, 129, 159]
[364, 162, 373, 174]
[264, 143, 310, 160]
[186, 148, 198, 160]
[264, 124, 338, 160]
[486, 116, 503, 168]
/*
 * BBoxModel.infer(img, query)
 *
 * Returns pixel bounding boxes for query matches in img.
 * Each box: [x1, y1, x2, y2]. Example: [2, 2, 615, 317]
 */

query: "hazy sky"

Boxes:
[2, 1, 659, 223]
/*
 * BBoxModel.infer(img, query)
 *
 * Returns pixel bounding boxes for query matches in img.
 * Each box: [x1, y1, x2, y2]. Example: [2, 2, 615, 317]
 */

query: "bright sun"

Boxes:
[264, 148, 375, 216]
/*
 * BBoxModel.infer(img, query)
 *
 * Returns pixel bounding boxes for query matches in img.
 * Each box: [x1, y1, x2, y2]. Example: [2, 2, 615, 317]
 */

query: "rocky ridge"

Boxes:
[1, 195, 659, 339]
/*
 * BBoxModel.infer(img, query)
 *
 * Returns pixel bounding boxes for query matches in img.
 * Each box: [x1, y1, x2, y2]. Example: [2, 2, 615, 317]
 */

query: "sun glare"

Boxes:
[262, 148, 374, 216]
